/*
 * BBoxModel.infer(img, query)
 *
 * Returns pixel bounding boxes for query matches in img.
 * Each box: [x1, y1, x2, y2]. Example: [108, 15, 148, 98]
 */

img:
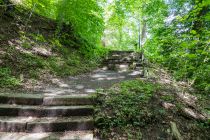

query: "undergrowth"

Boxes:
[0, 8, 108, 89]
[95, 80, 163, 139]
[94, 79, 210, 139]
[0, 36, 108, 89]
[0, 67, 21, 88]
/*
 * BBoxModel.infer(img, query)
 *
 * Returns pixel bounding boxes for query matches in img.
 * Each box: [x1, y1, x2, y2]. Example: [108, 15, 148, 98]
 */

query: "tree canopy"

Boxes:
[20, 0, 104, 46]
[101, 0, 210, 92]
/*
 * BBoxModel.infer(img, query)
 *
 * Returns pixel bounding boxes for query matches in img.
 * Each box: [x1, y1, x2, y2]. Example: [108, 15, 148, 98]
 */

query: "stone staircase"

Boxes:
[103, 51, 142, 72]
[0, 50, 142, 140]
[0, 93, 94, 139]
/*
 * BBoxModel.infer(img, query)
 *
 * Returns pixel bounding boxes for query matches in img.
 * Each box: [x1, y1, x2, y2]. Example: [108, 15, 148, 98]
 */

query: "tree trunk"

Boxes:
[118, 27, 123, 49]
[141, 21, 146, 45]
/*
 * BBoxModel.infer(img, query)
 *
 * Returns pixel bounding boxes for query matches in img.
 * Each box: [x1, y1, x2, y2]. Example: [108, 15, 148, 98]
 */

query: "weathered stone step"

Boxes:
[104, 51, 142, 72]
[0, 116, 93, 132]
[106, 63, 142, 71]
[104, 59, 138, 63]
[109, 50, 134, 55]
[107, 54, 140, 59]
[43, 96, 93, 106]
[111, 50, 134, 53]
[108, 51, 141, 58]
[0, 131, 94, 140]
[0, 93, 43, 105]
[108, 52, 141, 56]
[0, 104, 93, 117]
[0, 93, 94, 106]
[103, 60, 142, 65]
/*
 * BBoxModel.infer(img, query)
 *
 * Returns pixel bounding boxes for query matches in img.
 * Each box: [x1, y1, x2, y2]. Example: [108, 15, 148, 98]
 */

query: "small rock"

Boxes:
[8, 40, 14, 46]
[15, 46, 32, 54]
[51, 78, 69, 88]
[32, 47, 52, 57]
[51, 78, 60, 84]
[161, 102, 175, 109]
[177, 92, 197, 107]
[181, 107, 207, 121]
[58, 83, 69, 88]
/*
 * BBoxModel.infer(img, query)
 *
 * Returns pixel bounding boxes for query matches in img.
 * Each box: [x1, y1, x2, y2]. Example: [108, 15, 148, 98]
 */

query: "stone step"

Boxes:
[0, 104, 93, 117]
[0, 93, 94, 106]
[0, 116, 93, 132]
[0, 131, 94, 140]
[43, 96, 94, 106]
[109, 51, 134, 55]
[107, 55, 140, 59]
[105, 51, 142, 66]
[103, 59, 139, 64]
[109, 51, 141, 58]
[103, 61, 132, 66]
[107, 56, 140, 62]
[107, 64, 130, 71]
[106, 63, 142, 71]
[109, 52, 141, 56]
[0, 93, 43, 105]
[110, 50, 134, 53]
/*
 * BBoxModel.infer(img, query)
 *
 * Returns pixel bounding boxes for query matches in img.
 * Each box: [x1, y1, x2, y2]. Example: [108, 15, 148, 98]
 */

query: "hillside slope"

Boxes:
[0, 8, 107, 91]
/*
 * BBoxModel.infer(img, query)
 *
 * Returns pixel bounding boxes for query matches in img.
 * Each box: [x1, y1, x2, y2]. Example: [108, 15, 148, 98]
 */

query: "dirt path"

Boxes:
[39, 68, 142, 96]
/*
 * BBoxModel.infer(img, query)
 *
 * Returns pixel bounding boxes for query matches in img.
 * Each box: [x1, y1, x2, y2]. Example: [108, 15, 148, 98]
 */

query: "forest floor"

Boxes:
[94, 64, 210, 140]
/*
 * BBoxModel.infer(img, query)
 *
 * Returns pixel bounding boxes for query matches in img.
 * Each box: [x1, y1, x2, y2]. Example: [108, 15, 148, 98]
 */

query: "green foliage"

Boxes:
[31, 34, 46, 42]
[56, 0, 104, 46]
[100, 0, 209, 92]
[48, 38, 108, 76]
[0, 2, 108, 89]
[3, 47, 46, 79]
[95, 80, 163, 138]
[46, 48, 99, 77]
[102, 0, 167, 50]
[79, 44, 109, 62]
[144, 0, 210, 92]
[21, 0, 104, 47]
[0, 67, 20, 88]
[22, 42, 33, 49]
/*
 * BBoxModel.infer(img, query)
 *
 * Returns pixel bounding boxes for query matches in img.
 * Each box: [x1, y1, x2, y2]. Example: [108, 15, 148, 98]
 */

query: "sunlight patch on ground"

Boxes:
[38, 68, 141, 96]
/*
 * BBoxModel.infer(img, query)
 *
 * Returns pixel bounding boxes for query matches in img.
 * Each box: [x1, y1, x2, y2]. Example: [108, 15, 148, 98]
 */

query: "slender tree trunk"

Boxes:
[118, 27, 123, 49]
[141, 21, 146, 45]
[138, 19, 141, 50]
[138, 16, 147, 77]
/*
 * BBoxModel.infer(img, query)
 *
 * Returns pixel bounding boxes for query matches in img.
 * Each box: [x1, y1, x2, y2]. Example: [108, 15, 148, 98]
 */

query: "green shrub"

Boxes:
[21, 0, 104, 48]
[0, 67, 20, 88]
